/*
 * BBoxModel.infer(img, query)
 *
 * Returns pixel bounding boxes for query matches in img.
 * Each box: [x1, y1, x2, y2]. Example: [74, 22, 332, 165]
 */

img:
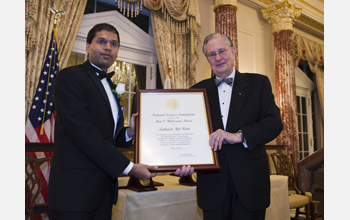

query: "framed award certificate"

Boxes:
[134, 89, 220, 171]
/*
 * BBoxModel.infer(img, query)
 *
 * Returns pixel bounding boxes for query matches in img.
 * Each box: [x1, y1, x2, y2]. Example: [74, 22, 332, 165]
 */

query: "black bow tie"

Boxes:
[97, 69, 115, 80]
[215, 77, 233, 86]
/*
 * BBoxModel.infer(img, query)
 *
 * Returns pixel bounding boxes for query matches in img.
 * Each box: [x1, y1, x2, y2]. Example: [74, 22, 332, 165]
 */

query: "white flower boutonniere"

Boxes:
[113, 83, 125, 99]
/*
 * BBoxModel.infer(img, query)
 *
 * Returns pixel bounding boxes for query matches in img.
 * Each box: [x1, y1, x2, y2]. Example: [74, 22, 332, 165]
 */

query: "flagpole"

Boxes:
[49, 7, 65, 28]
[39, 30, 57, 135]
[39, 8, 65, 135]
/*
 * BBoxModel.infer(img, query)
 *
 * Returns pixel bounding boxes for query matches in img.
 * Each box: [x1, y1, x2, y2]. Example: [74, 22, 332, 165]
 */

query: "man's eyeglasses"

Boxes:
[207, 47, 230, 60]
[96, 38, 120, 48]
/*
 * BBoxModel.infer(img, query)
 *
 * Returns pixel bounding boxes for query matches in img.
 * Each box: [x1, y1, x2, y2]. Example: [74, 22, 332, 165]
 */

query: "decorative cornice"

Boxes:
[296, 14, 324, 33]
[257, 0, 276, 5]
[213, 0, 238, 11]
[297, 0, 323, 15]
[261, 1, 302, 33]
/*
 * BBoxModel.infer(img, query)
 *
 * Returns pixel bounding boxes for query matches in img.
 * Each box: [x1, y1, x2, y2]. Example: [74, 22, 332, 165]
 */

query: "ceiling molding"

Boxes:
[239, 0, 323, 38]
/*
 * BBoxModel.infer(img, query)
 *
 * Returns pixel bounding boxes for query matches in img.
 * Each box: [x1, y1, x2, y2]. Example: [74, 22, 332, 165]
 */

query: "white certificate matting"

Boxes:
[137, 91, 216, 168]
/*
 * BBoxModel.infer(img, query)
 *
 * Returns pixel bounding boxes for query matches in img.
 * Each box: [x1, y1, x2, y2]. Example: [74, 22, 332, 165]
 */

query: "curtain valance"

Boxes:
[116, 0, 201, 34]
[293, 33, 324, 68]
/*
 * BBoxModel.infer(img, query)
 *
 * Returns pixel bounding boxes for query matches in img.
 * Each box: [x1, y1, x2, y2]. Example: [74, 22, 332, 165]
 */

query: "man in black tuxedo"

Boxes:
[191, 33, 283, 220]
[48, 23, 171, 220]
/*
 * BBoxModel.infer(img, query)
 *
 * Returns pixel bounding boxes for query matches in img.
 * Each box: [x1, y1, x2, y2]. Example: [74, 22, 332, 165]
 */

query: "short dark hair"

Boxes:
[202, 33, 233, 55]
[86, 23, 120, 44]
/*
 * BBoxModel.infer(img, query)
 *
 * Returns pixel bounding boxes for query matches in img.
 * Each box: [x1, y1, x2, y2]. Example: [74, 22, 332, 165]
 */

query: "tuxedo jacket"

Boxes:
[48, 61, 131, 212]
[191, 71, 283, 212]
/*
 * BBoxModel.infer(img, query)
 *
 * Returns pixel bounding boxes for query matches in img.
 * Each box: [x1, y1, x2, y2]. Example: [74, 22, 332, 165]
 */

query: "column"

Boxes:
[213, 0, 239, 70]
[261, 1, 301, 159]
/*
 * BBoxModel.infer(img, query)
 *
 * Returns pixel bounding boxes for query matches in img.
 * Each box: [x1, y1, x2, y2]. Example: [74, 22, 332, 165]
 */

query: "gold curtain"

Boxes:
[293, 33, 324, 117]
[292, 33, 324, 149]
[25, 0, 87, 122]
[145, 0, 201, 88]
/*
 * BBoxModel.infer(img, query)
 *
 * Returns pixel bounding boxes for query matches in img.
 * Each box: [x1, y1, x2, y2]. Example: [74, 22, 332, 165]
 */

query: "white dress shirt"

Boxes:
[216, 69, 248, 148]
[91, 62, 134, 174]
[217, 72, 235, 131]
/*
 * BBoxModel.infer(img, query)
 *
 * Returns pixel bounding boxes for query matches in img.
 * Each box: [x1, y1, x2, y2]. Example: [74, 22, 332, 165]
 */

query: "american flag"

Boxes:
[25, 28, 59, 220]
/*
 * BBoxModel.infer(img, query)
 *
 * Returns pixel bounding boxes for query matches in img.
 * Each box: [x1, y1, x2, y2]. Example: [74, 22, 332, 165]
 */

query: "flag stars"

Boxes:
[27, 30, 57, 130]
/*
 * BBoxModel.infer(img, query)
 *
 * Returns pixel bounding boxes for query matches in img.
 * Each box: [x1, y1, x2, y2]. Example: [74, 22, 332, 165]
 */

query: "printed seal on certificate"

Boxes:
[166, 99, 179, 110]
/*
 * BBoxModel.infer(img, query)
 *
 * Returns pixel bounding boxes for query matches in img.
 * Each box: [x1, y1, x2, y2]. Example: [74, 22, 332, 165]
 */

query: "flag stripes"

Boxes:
[25, 28, 59, 220]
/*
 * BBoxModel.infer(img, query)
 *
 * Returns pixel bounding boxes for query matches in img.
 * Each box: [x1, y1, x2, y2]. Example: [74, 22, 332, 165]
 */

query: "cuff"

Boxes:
[123, 161, 134, 175]
[125, 130, 132, 142]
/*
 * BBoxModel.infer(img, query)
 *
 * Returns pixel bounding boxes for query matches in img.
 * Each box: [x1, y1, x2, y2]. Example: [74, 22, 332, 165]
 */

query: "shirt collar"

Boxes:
[89, 61, 102, 76]
[215, 69, 236, 80]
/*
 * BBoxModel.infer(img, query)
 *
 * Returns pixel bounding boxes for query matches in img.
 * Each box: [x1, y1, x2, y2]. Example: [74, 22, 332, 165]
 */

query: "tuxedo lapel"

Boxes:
[85, 63, 125, 141]
[226, 71, 249, 131]
[82, 61, 114, 121]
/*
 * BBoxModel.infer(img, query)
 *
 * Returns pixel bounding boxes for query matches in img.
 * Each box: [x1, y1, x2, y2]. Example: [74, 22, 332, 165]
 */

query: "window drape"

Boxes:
[145, 0, 201, 88]
[293, 33, 324, 117]
[25, 0, 87, 122]
[115, 0, 201, 88]
[293, 33, 324, 149]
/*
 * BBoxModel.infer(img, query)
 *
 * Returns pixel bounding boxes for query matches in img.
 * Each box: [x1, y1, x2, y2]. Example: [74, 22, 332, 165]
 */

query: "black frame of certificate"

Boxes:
[134, 89, 220, 172]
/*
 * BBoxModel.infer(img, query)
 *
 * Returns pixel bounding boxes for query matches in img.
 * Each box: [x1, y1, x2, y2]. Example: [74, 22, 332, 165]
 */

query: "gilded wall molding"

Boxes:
[261, 1, 302, 33]
[241, 0, 323, 36]
[296, 14, 324, 33]
[255, 0, 323, 16]
[257, 0, 276, 5]
[296, 0, 323, 15]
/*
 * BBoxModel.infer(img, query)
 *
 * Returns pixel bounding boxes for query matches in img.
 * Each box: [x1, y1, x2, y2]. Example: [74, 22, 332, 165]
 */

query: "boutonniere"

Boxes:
[113, 83, 125, 98]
